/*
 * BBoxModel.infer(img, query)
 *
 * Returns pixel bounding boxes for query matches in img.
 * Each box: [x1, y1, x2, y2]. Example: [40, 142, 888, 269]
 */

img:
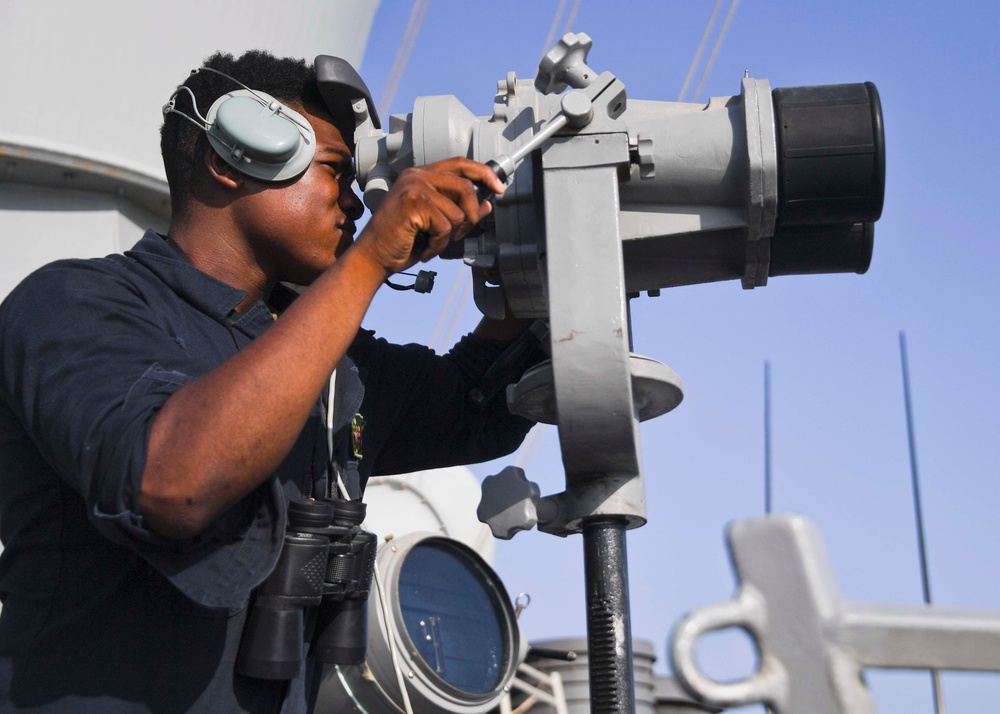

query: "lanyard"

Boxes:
[326, 368, 363, 500]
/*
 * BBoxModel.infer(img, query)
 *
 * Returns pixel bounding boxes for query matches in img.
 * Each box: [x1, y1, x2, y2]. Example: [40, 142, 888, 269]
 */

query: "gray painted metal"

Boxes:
[357, 35, 698, 714]
[316, 531, 521, 714]
[478, 466, 558, 541]
[515, 637, 720, 714]
[473, 40, 688, 538]
[542, 135, 644, 526]
[0, 141, 171, 220]
[740, 77, 778, 289]
[0, 183, 167, 298]
[353, 41, 784, 317]
[506, 356, 683, 427]
[356, 32, 699, 532]
[669, 514, 1000, 713]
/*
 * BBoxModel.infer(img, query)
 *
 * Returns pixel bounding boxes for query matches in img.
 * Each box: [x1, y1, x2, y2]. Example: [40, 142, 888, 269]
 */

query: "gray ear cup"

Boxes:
[204, 89, 316, 181]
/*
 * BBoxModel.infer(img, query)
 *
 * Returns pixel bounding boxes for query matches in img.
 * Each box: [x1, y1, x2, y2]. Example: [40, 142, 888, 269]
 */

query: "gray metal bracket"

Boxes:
[669, 514, 1000, 713]
[475, 36, 656, 533]
[479, 357, 682, 538]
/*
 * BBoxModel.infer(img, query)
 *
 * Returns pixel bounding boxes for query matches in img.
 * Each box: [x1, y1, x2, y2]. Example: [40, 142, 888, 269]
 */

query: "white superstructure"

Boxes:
[0, 0, 380, 297]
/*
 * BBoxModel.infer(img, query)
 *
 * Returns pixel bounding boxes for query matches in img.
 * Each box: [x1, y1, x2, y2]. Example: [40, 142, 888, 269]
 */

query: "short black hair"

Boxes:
[160, 50, 332, 206]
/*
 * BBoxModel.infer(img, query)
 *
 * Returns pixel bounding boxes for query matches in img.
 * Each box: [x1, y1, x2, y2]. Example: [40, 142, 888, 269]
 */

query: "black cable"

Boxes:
[900, 332, 933, 605]
[384, 270, 436, 293]
[900, 330, 945, 714]
[764, 360, 772, 516]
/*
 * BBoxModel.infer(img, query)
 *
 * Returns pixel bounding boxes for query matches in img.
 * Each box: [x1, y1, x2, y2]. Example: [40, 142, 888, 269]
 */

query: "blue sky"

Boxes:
[354, 1, 1000, 712]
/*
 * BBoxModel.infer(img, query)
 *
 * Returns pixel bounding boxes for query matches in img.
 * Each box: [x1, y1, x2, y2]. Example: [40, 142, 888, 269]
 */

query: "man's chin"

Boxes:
[335, 236, 355, 257]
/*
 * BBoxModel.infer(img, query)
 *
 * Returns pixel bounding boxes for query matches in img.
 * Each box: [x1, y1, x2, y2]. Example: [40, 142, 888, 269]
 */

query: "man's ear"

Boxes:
[204, 148, 245, 190]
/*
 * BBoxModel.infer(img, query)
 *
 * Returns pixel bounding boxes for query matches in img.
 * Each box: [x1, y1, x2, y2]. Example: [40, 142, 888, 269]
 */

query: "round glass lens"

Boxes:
[397, 540, 509, 694]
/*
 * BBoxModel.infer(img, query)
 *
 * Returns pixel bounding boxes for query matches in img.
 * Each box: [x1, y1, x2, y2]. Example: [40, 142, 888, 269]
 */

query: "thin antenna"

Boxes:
[764, 360, 772, 515]
[899, 330, 946, 714]
[764, 363, 775, 714]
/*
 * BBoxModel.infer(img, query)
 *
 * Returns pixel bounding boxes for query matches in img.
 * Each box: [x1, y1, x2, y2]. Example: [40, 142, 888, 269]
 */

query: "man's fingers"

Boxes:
[438, 157, 507, 197]
[358, 158, 505, 273]
[412, 190, 469, 258]
[411, 166, 494, 228]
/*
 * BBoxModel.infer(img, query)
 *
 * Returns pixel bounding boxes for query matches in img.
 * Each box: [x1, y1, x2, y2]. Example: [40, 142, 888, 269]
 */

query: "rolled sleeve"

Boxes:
[0, 259, 282, 609]
[87, 363, 283, 609]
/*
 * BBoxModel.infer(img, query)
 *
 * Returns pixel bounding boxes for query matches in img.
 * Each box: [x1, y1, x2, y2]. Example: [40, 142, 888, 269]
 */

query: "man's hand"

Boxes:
[353, 158, 505, 275]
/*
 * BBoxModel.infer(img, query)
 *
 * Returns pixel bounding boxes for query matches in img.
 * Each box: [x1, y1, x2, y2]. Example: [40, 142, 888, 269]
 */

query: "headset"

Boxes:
[162, 60, 436, 292]
[163, 66, 316, 182]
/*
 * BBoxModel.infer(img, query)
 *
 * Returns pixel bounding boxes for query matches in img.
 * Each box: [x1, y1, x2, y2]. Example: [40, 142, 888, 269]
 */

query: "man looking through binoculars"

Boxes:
[0, 49, 540, 713]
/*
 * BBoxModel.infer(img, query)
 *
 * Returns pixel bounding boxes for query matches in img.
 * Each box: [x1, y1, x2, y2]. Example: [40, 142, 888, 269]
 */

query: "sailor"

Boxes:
[0, 50, 540, 713]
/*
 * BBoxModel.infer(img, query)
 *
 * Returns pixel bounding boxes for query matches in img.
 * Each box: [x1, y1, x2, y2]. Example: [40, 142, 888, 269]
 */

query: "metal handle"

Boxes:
[670, 584, 788, 710]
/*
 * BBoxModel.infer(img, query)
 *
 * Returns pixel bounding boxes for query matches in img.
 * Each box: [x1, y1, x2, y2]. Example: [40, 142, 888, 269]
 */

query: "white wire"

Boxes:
[428, 268, 467, 353]
[332, 464, 414, 714]
[540, 0, 568, 60]
[560, 0, 582, 37]
[514, 424, 548, 469]
[326, 370, 337, 473]
[366, 477, 452, 537]
[333, 665, 373, 714]
[692, 0, 740, 103]
[430, 0, 582, 354]
[163, 86, 211, 126]
[377, 0, 431, 119]
[373, 563, 415, 714]
[677, 0, 723, 102]
[188, 66, 314, 134]
[359, 662, 408, 714]
[437, 275, 472, 353]
[539, 0, 583, 67]
[335, 471, 351, 501]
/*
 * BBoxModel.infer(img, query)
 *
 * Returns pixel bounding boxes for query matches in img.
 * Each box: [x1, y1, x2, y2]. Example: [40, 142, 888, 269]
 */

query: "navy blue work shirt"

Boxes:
[0, 231, 536, 713]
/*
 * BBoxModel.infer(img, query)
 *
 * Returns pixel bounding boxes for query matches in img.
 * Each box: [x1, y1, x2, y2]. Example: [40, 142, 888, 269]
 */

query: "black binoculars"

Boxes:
[237, 497, 378, 680]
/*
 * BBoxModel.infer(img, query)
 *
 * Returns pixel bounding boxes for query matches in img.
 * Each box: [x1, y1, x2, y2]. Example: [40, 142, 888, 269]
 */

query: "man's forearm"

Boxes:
[140, 246, 387, 540]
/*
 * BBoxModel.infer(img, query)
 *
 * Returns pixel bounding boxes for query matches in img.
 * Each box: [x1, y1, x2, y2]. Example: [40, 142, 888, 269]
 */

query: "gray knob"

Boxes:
[477, 466, 549, 540]
[535, 32, 596, 95]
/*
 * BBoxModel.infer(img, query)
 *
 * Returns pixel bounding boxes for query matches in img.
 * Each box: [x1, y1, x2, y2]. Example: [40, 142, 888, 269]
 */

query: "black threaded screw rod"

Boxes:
[583, 516, 636, 714]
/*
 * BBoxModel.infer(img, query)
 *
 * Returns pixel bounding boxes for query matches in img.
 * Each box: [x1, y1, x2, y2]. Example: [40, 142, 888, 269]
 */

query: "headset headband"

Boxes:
[163, 67, 316, 182]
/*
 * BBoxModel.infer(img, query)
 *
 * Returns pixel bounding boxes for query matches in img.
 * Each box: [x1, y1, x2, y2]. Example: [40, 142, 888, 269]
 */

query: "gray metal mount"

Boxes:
[353, 49, 789, 319]
[351, 31, 884, 714]
[669, 514, 1000, 713]
[507, 355, 683, 426]
[475, 357, 682, 539]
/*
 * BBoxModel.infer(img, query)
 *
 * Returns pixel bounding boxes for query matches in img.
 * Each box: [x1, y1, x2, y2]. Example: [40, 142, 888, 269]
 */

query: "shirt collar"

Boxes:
[126, 231, 248, 322]
[125, 230, 303, 338]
